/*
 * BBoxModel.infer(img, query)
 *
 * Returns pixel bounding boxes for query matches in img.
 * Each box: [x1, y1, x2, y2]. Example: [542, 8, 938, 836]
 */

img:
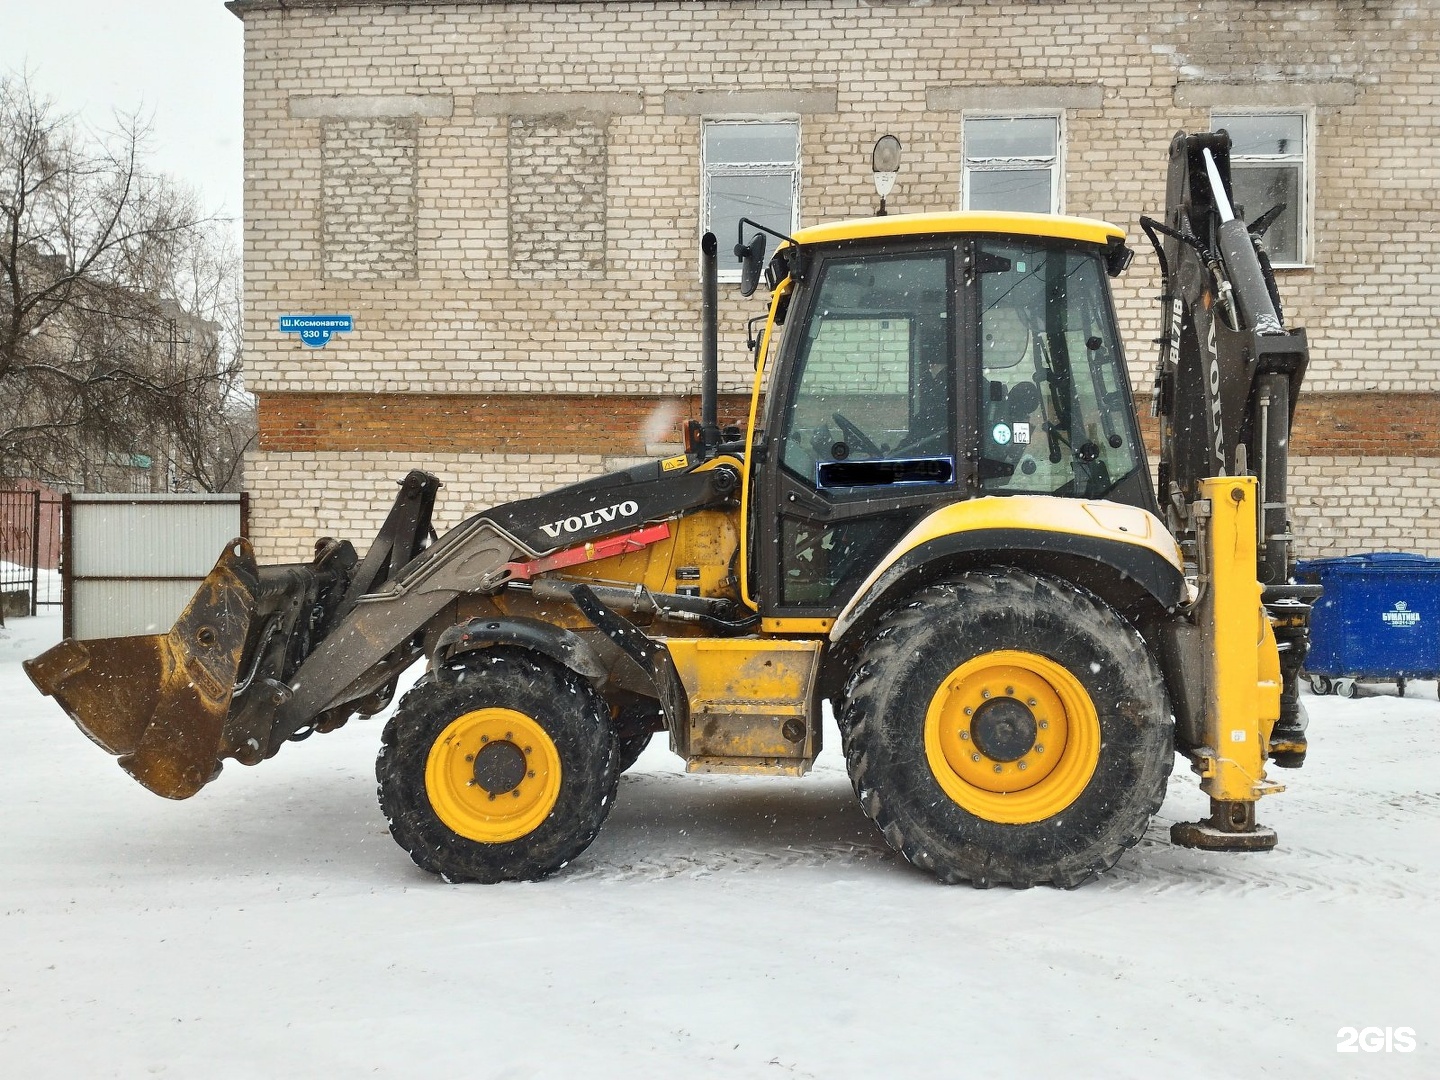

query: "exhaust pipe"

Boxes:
[700, 231, 721, 454]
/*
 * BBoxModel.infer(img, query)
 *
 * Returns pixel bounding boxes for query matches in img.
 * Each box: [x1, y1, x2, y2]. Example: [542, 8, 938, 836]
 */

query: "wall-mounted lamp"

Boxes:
[872, 135, 902, 217]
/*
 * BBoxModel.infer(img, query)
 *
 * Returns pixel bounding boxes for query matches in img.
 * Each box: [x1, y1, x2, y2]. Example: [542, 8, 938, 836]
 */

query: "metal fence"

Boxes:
[64, 493, 247, 640]
[0, 487, 64, 618]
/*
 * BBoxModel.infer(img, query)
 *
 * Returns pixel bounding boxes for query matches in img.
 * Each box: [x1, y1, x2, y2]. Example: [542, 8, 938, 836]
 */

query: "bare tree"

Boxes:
[140, 222, 255, 493]
[0, 73, 249, 491]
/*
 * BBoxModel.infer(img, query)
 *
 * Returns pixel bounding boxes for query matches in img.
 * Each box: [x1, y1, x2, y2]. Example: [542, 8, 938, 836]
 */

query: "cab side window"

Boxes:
[976, 241, 1141, 499]
[780, 252, 953, 483]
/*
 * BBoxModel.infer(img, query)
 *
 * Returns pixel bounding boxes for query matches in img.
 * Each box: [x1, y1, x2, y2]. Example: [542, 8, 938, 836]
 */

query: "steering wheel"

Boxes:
[892, 428, 947, 457]
[831, 412, 881, 457]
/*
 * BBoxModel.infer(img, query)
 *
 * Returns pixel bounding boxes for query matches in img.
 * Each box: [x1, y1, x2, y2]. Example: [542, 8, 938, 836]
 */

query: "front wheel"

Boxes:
[840, 570, 1173, 888]
[377, 648, 618, 883]
[1307, 674, 1333, 696]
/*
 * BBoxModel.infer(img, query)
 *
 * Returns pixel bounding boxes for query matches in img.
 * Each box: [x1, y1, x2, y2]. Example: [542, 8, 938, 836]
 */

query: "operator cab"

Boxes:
[750, 212, 1154, 616]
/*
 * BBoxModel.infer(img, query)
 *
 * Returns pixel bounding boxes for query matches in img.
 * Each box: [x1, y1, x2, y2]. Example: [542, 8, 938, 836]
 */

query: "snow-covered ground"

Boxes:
[1, 611, 1435, 1078]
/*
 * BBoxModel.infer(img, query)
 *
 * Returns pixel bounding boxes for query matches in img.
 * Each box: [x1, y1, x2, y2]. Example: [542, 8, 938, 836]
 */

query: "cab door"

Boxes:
[755, 242, 972, 618]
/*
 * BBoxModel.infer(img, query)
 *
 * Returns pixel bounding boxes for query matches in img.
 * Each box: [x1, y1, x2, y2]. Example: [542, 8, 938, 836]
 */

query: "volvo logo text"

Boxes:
[539, 501, 640, 539]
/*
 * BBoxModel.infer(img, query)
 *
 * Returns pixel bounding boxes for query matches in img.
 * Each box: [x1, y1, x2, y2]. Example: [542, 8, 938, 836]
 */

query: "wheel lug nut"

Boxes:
[964, 707, 973, 716]
[1039, 720, 1049, 730]
[480, 735, 489, 743]
[505, 731, 514, 740]
[512, 790, 521, 798]
[1036, 744, 1045, 753]
[971, 753, 981, 762]
[1017, 761, 1028, 771]
[1028, 698, 1038, 707]
[981, 690, 991, 699]
[993, 764, 1003, 773]
[959, 730, 970, 741]
[527, 770, 536, 778]
[487, 793, 496, 801]
[465, 754, 474, 762]
[1005, 686, 1014, 696]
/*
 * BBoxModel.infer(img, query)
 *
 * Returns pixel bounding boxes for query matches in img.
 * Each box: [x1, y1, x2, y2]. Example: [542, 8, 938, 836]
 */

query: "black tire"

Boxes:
[839, 570, 1173, 888]
[611, 699, 663, 773]
[377, 648, 618, 883]
[615, 731, 653, 773]
[1307, 674, 1332, 696]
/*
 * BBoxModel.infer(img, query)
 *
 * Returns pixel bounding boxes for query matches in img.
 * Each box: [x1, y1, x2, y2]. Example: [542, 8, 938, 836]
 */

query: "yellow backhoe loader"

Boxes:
[26, 131, 1314, 887]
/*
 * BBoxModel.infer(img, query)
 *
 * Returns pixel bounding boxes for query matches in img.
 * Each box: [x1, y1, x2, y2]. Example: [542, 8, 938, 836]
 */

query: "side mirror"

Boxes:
[736, 232, 766, 297]
[1105, 236, 1134, 278]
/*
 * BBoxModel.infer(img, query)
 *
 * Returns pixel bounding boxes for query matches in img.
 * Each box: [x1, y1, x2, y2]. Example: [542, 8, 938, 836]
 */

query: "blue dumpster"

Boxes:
[1296, 552, 1440, 698]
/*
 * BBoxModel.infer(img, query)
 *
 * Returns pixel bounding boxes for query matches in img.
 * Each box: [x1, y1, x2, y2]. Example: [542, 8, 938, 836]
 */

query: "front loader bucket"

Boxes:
[24, 540, 261, 799]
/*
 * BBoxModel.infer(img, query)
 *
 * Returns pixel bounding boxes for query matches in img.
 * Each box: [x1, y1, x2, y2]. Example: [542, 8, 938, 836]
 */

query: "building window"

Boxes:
[1212, 112, 1308, 266]
[962, 116, 1061, 214]
[703, 120, 799, 280]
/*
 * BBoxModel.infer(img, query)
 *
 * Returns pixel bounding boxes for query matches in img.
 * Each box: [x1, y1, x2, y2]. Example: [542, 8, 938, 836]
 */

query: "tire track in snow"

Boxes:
[561, 841, 895, 883]
[1099, 820, 1433, 901]
[1286, 787, 1440, 825]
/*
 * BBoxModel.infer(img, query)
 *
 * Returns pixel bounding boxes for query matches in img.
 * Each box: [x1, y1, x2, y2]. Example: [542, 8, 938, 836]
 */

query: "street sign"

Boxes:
[279, 314, 353, 348]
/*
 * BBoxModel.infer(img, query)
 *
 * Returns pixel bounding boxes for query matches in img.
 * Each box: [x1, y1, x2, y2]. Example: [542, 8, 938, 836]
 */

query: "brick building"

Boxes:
[227, 0, 1440, 561]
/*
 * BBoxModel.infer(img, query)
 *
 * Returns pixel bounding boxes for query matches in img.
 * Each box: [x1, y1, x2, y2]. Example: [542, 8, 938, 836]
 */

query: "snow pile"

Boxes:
[0, 615, 1434, 1076]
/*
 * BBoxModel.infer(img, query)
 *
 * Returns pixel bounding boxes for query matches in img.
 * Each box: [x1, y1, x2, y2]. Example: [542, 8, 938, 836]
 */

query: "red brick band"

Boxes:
[257, 392, 754, 455]
[258, 392, 1440, 459]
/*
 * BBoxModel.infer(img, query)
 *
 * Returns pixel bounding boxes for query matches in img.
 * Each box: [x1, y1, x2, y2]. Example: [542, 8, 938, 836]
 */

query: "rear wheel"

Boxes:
[378, 648, 618, 882]
[840, 570, 1173, 888]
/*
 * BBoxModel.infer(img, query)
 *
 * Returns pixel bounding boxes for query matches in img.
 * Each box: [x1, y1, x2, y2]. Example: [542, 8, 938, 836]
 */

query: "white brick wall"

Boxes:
[246, 450, 614, 560]
[1291, 457, 1440, 560]
[236, 0, 1440, 558]
[237, 0, 1440, 397]
[321, 118, 418, 280]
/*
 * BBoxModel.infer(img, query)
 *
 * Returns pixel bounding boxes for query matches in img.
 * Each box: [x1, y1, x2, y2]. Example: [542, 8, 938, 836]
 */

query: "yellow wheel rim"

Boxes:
[923, 650, 1100, 825]
[425, 708, 562, 844]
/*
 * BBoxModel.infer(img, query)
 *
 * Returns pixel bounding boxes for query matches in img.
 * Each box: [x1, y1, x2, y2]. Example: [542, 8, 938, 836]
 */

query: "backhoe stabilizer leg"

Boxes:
[1171, 476, 1284, 852]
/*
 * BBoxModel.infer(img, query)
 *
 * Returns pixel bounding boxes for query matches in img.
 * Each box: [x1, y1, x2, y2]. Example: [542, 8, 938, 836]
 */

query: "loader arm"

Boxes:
[23, 471, 452, 798]
[25, 459, 738, 799]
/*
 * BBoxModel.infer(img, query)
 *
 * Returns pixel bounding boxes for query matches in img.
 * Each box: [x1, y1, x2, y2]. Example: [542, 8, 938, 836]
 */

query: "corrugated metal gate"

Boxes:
[64, 493, 248, 640]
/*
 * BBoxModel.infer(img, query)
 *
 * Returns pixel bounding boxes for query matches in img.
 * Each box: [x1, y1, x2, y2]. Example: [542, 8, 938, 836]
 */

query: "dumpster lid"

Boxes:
[1297, 551, 1440, 575]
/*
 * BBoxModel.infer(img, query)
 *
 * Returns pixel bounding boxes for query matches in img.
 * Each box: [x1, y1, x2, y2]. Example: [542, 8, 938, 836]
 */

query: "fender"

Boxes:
[433, 616, 609, 683]
[830, 495, 1188, 643]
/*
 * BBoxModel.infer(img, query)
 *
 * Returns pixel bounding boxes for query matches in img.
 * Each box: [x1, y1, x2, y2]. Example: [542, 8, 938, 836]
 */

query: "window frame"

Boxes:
[1211, 108, 1313, 268]
[701, 117, 801, 283]
[961, 113, 1065, 215]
